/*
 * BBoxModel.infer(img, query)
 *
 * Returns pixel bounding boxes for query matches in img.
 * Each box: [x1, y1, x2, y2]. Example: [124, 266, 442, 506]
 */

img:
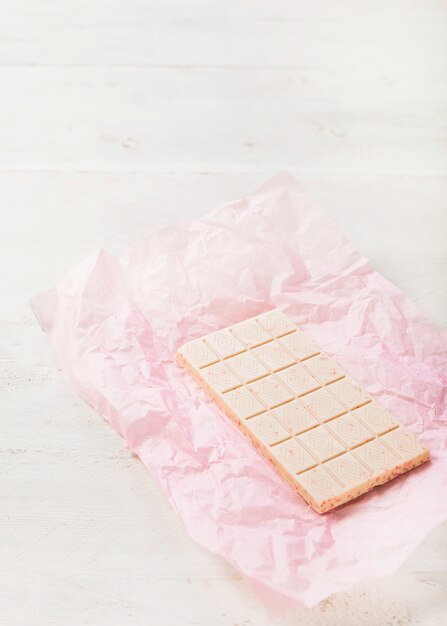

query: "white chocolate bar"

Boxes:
[177, 310, 430, 514]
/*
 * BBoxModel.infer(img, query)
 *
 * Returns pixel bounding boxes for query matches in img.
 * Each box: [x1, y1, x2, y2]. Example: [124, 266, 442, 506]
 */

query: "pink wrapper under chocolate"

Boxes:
[32, 174, 447, 608]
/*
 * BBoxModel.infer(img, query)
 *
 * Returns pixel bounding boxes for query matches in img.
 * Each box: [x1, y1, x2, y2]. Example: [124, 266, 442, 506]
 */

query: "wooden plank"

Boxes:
[1, 0, 446, 67]
[0, 67, 445, 173]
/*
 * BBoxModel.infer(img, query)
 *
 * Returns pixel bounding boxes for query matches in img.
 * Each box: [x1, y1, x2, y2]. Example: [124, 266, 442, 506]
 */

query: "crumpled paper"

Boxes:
[32, 174, 447, 608]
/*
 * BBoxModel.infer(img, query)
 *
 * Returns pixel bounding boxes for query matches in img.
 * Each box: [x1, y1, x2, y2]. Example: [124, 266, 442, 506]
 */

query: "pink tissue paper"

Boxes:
[32, 174, 447, 608]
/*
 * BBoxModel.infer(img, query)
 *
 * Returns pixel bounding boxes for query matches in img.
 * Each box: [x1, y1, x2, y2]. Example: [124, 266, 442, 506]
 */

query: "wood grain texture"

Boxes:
[0, 0, 446, 624]
[0, 66, 445, 174]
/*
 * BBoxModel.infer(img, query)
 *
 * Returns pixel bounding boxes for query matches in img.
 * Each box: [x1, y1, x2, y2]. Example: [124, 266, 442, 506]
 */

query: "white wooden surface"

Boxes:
[1, 1, 446, 624]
